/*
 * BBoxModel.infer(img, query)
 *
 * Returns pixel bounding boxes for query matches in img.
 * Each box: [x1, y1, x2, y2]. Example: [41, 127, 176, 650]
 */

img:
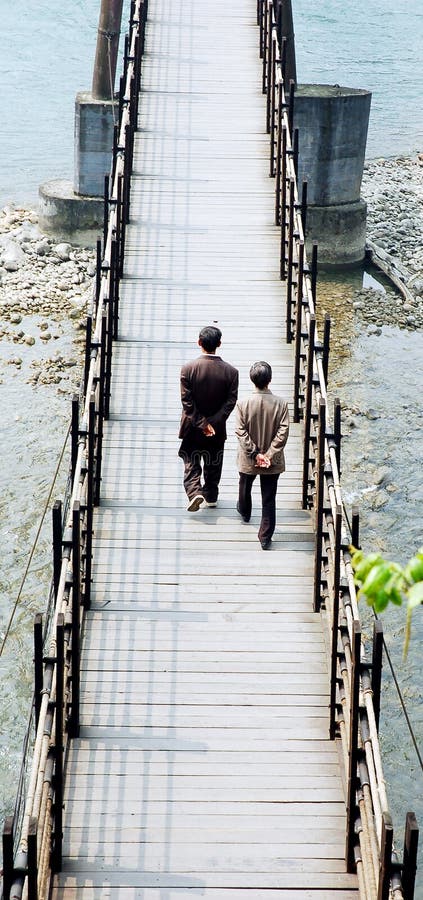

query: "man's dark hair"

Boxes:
[198, 325, 222, 353]
[250, 361, 272, 389]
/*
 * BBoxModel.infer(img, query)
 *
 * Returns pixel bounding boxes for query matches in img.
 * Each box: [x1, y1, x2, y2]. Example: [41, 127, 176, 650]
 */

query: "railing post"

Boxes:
[275, 81, 283, 223]
[402, 811, 419, 900]
[279, 124, 287, 279]
[377, 811, 394, 900]
[111, 123, 119, 184]
[313, 398, 326, 611]
[311, 241, 318, 304]
[259, 0, 264, 58]
[293, 126, 299, 179]
[371, 618, 383, 732]
[103, 174, 110, 246]
[52, 613, 64, 872]
[94, 312, 107, 506]
[105, 240, 117, 420]
[3, 816, 15, 899]
[288, 78, 295, 134]
[269, 42, 277, 175]
[293, 240, 304, 423]
[333, 397, 341, 476]
[329, 505, 342, 736]
[84, 315, 93, 394]
[95, 238, 102, 316]
[262, 0, 269, 92]
[69, 501, 81, 738]
[71, 397, 79, 481]
[286, 177, 295, 342]
[351, 505, 360, 550]
[33, 613, 43, 731]
[301, 313, 315, 509]
[83, 395, 96, 611]
[104, 238, 117, 420]
[266, 24, 274, 135]
[27, 817, 38, 900]
[53, 502, 63, 610]
[301, 179, 308, 235]
[346, 620, 361, 872]
[322, 313, 331, 385]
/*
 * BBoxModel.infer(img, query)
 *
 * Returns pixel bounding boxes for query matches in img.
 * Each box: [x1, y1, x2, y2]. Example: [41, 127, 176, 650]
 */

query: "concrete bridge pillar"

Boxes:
[39, 0, 124, 242]
[293, 84, 371, 268]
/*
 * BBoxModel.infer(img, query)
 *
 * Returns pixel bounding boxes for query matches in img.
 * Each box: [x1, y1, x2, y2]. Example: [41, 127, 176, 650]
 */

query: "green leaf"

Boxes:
[354, 553, 383, 585]
[404, 557, 423, 584]
[350, 547, 362, 566]
[387, 586, 404, 607]
[407, 582, 423, 610]
[372, 590, 391, 613]
[360, 562, 393, 599]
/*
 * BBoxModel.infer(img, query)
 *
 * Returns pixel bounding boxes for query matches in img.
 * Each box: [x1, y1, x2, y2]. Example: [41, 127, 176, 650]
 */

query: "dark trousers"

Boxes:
[179, 437, 225, 502]
[238, 472, 280, 542]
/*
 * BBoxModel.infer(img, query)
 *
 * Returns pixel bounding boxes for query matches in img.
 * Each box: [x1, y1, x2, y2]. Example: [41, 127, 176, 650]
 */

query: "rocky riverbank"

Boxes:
[0, 154, 421, 393]
[0, 205, 95, 391]
[358, 153, 423, 330]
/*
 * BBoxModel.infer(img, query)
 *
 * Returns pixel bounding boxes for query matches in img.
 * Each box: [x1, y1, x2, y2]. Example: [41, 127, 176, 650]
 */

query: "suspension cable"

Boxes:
[376, 614, 423, 772]
[0, 421, 71, 659]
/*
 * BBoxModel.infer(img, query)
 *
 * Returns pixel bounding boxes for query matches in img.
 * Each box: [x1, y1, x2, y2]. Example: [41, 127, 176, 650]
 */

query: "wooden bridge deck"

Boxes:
[52, 0, 359, 896]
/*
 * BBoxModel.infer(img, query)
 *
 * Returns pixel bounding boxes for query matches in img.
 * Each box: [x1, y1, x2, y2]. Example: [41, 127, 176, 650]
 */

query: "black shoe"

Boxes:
[187, 494, 205, 512]
[236, 502, 250, 523]
[260, 538, 272, 550]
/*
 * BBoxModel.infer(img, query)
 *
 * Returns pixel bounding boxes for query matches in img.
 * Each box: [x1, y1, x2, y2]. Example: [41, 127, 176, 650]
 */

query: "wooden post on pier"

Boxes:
[276, 0, 296, 88]
[92, 0, 125, 100]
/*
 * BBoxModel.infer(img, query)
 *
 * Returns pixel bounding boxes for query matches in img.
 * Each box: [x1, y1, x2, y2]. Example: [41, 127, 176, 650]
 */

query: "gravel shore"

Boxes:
[359, 153, 423, 330]
[0, 153, 421, 393]
[0, 206, 95, 391]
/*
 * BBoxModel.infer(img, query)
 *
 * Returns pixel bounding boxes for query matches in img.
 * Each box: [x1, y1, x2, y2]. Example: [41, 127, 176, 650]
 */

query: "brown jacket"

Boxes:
[236, 388, 290, 474]
[179, 354, 239, 442]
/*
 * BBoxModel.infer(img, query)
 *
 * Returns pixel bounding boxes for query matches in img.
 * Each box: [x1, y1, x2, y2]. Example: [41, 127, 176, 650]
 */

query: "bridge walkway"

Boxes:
[52, 0, 359, 895]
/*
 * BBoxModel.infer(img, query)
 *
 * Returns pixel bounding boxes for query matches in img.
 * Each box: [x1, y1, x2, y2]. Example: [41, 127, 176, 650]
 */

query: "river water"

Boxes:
[1, 0, 422, 890]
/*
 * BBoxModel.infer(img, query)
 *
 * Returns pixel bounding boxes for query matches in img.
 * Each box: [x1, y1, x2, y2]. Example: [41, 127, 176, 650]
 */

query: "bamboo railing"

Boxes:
[1, 1, 147, 897]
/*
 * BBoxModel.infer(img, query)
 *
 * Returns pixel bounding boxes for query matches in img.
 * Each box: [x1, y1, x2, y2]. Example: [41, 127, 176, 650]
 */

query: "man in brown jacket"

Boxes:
[179, 326, 239, 511]
[236, 361, 289, 549]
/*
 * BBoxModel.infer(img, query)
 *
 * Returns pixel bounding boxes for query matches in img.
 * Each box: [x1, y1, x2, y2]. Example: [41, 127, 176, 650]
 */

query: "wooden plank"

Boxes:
[51, 889, 359, 900]
[53, 870, 358, 888]
[54, 0, 359, 892]
[62, 826, 345, 846]
[59, 843, 348, 865]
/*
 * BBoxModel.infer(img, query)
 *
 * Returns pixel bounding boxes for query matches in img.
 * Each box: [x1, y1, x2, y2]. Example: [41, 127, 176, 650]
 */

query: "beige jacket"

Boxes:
[235, 388, 290, 474]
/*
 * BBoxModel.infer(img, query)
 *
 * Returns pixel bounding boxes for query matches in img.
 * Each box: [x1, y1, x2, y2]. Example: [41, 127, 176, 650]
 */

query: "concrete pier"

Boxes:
[294, 84, 371, 267]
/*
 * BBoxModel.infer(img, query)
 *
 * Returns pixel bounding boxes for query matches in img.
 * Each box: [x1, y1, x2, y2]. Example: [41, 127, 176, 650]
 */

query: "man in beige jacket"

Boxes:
[235, 361, 289, 549]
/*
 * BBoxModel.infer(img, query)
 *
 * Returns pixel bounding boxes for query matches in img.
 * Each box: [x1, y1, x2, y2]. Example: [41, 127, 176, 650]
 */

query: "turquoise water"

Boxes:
[294, 0, 423, 157]
[0, 0, 422, 207]
[1, 0, 129, 205]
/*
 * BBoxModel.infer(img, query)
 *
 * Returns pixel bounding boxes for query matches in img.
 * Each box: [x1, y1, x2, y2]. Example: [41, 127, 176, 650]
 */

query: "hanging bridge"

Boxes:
[1, 0, 419, 898]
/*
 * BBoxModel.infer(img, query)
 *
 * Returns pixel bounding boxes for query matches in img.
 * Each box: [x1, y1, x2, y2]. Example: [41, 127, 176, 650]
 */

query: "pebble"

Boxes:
[372, 492, 389, 510]
[373, 465, 391, 485]
[55, 242, 71, 261]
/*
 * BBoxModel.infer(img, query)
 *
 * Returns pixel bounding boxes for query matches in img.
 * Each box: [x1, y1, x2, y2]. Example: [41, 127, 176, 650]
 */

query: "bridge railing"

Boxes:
[2, 3, 419, 899]
[258, 1, 419, 898]
[0, 2, 147, 897]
